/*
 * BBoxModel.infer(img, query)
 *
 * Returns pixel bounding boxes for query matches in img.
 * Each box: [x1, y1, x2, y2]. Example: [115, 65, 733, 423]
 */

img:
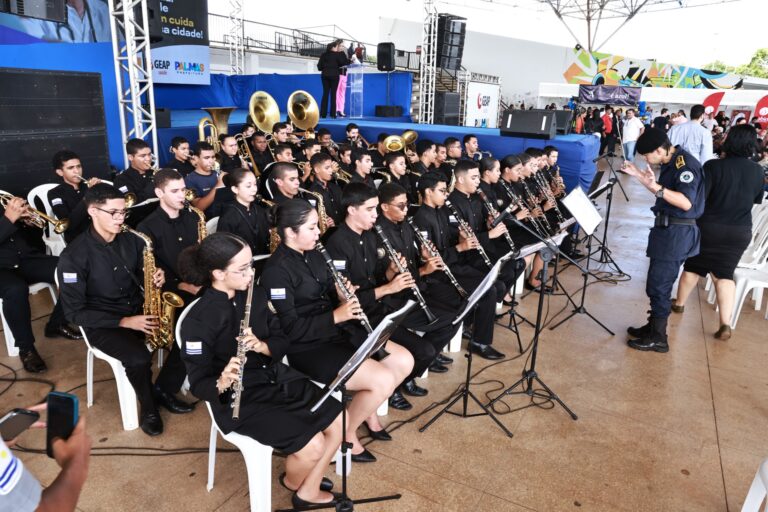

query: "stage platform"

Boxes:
[158, 118, 599, 194]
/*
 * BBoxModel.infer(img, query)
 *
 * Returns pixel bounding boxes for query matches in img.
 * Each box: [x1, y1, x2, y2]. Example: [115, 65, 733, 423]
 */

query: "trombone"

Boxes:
[234, 133, 259, 176]
[0, 192, 68, 234]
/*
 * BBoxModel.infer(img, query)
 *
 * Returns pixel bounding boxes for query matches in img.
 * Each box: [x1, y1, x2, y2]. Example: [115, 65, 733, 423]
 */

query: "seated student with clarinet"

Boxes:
[178, 232, 343, 509]
[260, 199, 413, 463]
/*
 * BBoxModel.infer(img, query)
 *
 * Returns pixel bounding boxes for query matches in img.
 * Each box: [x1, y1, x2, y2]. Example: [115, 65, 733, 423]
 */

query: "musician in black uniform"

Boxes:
[136, 169, 202, 304]
[337, 143, 353, 174]
[324, 184, 439, 410]
[168, 137, 195, 177]
[307, 153, 343, 227]
[316, 128, 338, 161]
[413, 139, 437, 176]
[178, 233, 343, 509]
[542, 145, 581, 258]
[384, 152, 418, 206]
[217, 135, 248, 172]
[622, 128, 705, 353]
[0, 196, 80, 373]
[57, 184, 194, 436]
[497, 155, 541, 251]
[349, 149, 375, 188]
[249, 132, 273, 174]
[368, 133, 389, 168]
[462, 134, 481, 162]
[269, 163, 305, 205]
[297, 140, 322, 183]
[344, 123, 365, 150]
[412, 172, 502, 360]
[440, 137, 463, 180]
[435, 143, 448, 170]
[258, 144, 295, 199]
[48, 150, 101, 243]
[261, 199, 412, 462]
[114, 138, 155, 203]
[217, 169, 270, 257]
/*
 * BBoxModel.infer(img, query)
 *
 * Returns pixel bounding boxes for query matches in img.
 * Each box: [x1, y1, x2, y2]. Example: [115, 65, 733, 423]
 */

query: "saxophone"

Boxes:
[299, 187, 329, 235]
[121, 225, 185, 350]
[188, 204, 207, 242]
[256, 195, 280, 253]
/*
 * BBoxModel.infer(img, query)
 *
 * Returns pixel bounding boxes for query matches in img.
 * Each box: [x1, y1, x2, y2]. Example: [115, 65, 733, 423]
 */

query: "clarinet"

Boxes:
[406, 217, 468, 298]
[533, 172, 566, 225]
[315, 242, 389, 359]
[477, 189, 518, 254]
[231, 270, 256, 420]
[444, 199, 493, 268]
[497, 179, 544, 236]
[521, 179, 554, 235]
[373, 224, 438, 323]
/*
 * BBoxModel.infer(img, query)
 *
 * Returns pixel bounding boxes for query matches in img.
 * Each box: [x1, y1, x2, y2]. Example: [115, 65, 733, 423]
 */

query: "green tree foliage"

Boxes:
[704, 48, 768, 78]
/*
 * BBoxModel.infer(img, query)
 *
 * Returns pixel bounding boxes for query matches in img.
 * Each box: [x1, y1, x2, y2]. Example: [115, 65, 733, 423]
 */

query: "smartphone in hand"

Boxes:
[46, 392, 79, 458]
[0, 409, 40, 441]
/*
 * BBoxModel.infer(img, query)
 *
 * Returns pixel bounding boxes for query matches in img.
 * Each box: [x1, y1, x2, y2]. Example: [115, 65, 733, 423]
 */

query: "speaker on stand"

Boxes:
[375, 42, 403, 117]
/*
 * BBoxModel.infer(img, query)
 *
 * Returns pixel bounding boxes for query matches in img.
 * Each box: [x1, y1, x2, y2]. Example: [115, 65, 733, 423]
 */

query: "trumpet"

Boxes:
[0, 193, 68, 234]
[72, 175, 99, 187]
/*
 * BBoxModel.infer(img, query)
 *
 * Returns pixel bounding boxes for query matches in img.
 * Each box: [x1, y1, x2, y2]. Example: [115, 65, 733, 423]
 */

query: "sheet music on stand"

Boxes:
[454, 252, 512, 325]
[347, 63, 364, 119]
[561, 188, 601, 236]
[311, 300, 416, 413]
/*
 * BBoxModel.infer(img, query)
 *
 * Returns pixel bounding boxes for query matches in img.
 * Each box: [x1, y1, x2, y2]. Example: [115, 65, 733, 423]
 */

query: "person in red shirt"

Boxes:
[601, 107, 615, 155]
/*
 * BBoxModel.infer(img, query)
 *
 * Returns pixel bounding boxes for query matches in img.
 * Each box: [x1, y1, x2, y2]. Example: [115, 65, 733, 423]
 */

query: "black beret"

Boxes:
[635, 127, 669, 155]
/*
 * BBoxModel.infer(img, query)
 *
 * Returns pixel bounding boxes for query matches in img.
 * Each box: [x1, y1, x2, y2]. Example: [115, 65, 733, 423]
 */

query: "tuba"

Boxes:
[198, 107, 235, 154]
[121, 225, 184, 350]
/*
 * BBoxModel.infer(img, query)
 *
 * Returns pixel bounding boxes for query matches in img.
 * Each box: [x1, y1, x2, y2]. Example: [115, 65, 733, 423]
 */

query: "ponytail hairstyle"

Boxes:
[517, 152, 532, 166]
[267, 198, 315, 239]
[501, 154, 522, 171]
[479, 156, 499, 176]
[178, 232, 249, 288]
[224, 168, 254, 189]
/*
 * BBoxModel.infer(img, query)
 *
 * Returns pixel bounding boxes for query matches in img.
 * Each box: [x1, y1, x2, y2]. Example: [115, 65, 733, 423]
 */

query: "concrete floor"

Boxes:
[3, 169, 767, 511]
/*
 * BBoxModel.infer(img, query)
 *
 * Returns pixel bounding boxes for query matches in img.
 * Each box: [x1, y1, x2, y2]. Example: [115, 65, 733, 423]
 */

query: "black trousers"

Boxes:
[390, 326, 436, 383]
[85, 326, 187, 412]
[320, 75, 339, 117]
[428, 277, 498, 346]
[0, 255, 66, 351]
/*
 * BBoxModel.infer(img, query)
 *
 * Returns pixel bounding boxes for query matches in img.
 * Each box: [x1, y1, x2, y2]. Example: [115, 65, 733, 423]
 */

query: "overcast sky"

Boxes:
[211, 0, 766, 69]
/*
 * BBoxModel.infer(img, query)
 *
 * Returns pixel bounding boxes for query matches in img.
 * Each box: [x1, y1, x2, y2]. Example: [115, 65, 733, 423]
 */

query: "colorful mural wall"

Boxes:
[563, 48, 743, 89]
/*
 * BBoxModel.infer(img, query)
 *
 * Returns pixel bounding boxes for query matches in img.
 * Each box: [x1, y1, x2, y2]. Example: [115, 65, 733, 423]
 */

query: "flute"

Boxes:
[373, 224, 438, 323]
[406, 217, 468, 298]
[477, 189, 518, 254]
[444, 199, 493, 268]
[315, 242, 389, 360]
[231, 269, 256, 420]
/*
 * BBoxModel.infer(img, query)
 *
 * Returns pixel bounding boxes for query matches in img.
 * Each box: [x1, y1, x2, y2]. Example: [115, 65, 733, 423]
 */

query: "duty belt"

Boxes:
[654, 212, 696, 228]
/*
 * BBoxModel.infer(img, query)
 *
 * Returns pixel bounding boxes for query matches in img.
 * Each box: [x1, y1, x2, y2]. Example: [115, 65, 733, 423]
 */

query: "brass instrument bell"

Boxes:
[248, 91, 281, 134]
[287, 90, 319, 136]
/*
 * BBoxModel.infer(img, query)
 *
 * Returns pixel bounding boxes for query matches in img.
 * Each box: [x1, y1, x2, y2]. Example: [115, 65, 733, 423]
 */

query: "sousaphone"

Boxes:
[248, 91, 281, 134]
[287, 90, 319, 139]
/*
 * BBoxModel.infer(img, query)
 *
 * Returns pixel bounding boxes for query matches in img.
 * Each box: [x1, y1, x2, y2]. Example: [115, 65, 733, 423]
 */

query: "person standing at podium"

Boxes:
[317, 39, 349, 119]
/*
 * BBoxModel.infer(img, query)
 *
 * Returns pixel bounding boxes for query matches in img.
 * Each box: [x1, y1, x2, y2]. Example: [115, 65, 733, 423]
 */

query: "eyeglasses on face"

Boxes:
[94, 207, 130, 219]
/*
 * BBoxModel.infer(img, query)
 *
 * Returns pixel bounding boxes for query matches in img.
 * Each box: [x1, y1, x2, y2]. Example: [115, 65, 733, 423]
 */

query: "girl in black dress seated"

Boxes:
[261, 199, 414, 463]
[178, 232, 343, 507]
[217, 169, 271, 257]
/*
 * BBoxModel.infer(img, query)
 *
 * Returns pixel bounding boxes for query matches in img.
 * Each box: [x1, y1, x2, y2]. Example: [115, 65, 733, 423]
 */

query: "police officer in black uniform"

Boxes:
[622, 127, 705, 353]
[57, 184, 194, 436]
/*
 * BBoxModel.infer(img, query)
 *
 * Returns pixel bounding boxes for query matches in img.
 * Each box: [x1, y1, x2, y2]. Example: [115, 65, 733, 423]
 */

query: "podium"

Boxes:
[348, 63, 364, 119]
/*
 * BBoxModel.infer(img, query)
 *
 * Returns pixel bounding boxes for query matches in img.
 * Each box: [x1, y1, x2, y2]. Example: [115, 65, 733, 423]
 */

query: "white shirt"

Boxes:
[19, 0, 111, 43]
[623, 117, 645, 142]
[668, 120, 714, 164]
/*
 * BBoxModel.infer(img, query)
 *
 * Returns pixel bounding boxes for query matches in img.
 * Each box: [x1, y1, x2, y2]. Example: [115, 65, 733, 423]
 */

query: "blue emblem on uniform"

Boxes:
[679, 171, 694, 184]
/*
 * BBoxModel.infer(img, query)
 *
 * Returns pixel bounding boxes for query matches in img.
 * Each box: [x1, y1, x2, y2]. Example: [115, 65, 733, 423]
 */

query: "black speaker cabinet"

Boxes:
[500, 109, 557, 140]
[434, 91, 460, 125]
[436, 14, 466, 71]
[375, 105, 403, 117]
[377, 42, 396, 72]
[554, 110, 573, 135]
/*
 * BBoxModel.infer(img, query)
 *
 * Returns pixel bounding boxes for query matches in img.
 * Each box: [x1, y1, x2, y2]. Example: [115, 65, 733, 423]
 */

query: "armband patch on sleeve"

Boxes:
[679, 170, 694, 184]
[185, 341, 202, 355]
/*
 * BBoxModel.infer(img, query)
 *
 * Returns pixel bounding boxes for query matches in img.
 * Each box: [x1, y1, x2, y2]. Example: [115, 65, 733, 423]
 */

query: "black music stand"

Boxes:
[277, 302, 416, 512]
[419, 254, 515, 438]
[587, 178, 625, 274]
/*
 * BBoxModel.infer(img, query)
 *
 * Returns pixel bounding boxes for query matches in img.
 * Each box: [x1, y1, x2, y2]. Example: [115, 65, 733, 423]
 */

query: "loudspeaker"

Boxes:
[0, 67, 109, 196]
[434, 91, 460, 125]
[155, 107, 171, 129]
[375, 105, 403, 117]
[500, 110, 557, 140]
[554, 110, 573, 135]
[377, 42, 396, 72]
[436, 14, 466, 70]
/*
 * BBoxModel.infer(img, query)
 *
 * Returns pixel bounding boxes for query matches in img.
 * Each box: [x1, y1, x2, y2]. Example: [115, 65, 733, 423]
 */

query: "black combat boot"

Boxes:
[628, 317, 669, 353]
[626, 311, 652, 338]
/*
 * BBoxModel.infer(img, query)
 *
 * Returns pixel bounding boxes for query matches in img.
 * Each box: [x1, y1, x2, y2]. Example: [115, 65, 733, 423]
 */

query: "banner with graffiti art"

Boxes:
[564, 48, 743, 90]
[464, 81, 500, 128]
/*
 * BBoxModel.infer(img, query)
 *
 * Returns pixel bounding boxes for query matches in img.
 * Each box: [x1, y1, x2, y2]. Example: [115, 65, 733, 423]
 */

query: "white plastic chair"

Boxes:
[730, 240, 768, 328]
[53, 271, 139, 430]
[27, 184, 67, 256]
[206, 216, 219, 235]
[175, 299, 273, 512]
[741, 458, 768, 512]
[448, 324, 463, 353]
[1, 283, 57, 357]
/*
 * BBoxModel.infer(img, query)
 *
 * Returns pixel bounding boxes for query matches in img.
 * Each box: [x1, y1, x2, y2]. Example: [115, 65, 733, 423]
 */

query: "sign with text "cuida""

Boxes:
[151, 0, 209, 85]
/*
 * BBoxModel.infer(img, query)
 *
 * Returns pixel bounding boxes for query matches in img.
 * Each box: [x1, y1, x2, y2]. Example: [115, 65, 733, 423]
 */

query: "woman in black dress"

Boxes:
[317, 39, 349, 119]
[260, 199, 413, 462]
[673, 124, 766, 339]
[178, 232, 342, 508]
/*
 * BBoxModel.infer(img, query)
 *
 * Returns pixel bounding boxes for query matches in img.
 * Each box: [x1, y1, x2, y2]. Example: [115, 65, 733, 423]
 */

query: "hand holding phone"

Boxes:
[0, 408, 41, 443]
[46, 392, 79, 458]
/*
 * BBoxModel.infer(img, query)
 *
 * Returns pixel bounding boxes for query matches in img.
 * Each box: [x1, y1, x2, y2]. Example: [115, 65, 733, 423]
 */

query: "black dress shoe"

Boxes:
[19, 348, 47, 373]
[525, 281, 554, 294]
[435, 353, 453, 365]
[362, 421, 392, 441]
[140, 410, 163, 436]
[428, 361, 449, 373]
[154, 386, 195, 414]
[350, 448, 377, 463]
[402, 379, 428, 397]
[44, 323, 83, 340]
[291, 491, 341, 508]
[564, 249, 585, 260]
[469, 342, 505, 360]
[279, 471, 334, 492]
[388, 390, 412, 411]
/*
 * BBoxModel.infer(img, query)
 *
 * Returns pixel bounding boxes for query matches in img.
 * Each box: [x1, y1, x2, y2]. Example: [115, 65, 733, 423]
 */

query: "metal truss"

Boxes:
[108, 0, 158, 168]
[228, 0, 245, 74]
[419, 0, 438, 124]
